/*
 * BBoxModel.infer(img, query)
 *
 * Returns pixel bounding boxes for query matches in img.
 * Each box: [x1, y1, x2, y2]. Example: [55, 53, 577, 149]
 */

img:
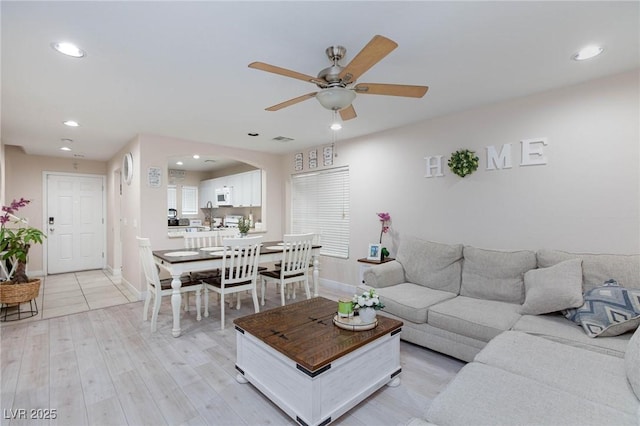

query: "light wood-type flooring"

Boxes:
[1, 279, 464, 426]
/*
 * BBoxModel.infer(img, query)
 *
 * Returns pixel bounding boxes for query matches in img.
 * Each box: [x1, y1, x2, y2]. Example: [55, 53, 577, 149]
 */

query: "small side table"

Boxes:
[357, 257, 395, 285]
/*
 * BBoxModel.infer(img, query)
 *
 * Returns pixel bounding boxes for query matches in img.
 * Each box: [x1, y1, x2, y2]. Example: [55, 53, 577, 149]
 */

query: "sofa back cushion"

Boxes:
[460, 246, 536, 304]
[625, 327, 640, 401]
[396, 237, 463, 294]
[537, 249, 640, 292]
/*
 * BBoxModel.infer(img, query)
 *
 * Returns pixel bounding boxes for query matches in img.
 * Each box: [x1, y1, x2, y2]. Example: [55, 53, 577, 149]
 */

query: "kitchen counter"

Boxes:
[167, 227, 266, 238]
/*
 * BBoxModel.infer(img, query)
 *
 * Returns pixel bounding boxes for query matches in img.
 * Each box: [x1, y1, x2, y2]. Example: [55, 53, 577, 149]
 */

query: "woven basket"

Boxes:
[0, 279, 41, 305]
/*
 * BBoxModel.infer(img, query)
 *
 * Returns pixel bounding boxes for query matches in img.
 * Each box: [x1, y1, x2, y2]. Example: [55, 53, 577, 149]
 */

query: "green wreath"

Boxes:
[448, 149, 479, 178]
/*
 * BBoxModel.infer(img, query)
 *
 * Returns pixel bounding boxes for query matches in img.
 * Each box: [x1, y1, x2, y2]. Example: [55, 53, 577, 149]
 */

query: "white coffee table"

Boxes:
[234, 297, 403, 426]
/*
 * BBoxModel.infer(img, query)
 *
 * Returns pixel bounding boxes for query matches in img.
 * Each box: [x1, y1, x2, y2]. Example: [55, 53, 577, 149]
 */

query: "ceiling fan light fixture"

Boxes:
[316, 87, 356, 111]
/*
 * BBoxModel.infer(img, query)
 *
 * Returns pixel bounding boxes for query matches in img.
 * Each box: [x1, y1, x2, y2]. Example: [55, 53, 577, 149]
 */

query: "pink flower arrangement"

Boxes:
[377, 212, 391, 244]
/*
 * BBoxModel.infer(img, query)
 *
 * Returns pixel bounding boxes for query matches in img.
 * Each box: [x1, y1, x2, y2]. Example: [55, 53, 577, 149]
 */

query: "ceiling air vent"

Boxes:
[272, 136, 294, 143]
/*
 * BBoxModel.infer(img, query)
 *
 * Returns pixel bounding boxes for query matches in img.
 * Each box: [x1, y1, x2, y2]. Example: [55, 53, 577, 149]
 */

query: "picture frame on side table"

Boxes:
[367, 243, 382, 261]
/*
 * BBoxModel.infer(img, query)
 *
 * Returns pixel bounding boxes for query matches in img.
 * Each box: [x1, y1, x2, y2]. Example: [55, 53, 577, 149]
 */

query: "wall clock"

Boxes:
[123, 152, 133, 185]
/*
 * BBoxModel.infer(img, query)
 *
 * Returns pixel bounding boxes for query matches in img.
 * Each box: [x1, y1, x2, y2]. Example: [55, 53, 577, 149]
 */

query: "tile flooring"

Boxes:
[1, 270, 137, 324]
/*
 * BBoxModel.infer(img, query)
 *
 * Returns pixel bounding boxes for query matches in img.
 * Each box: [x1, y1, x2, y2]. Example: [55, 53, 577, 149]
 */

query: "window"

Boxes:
[167, 185, 177, 210]
[181, 185, 198, 215]
[291, 166, 350, 258]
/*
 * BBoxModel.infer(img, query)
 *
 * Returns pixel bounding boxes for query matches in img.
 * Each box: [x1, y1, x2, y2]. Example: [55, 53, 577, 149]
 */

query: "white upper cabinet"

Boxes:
[198, 179, 216, 208]
[233, 170, 261, 207]
[199, 169, 262, 209]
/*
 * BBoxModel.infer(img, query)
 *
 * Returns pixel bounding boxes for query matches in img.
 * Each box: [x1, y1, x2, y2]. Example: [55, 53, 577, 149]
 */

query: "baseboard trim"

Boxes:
[319, 278, 356, 294]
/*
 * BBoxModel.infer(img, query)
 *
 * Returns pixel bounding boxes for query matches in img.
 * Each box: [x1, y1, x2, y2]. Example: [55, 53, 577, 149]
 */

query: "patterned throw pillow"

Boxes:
[564, 280, 640, 338]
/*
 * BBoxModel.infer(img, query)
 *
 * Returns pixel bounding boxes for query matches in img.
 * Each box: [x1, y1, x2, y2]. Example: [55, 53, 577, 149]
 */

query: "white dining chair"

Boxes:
[216, 228, 240, 242]
[260, 233, 314, 306]
[203, 235, 263, 330]
[184, 231, 222, 282]
[137, 237, 203, 332]
[183, 231, 219, 250]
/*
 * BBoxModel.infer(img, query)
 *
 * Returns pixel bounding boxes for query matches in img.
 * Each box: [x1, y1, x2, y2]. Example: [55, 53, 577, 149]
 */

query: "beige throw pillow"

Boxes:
[520, 259, 584, 315]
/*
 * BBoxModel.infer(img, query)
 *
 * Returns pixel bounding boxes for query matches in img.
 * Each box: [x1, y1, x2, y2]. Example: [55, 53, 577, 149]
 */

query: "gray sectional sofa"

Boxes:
[363, 237, 640, 425]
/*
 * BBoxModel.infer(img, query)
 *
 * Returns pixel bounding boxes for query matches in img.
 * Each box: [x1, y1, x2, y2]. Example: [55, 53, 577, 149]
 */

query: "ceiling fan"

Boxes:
[249, 35, 429, 121]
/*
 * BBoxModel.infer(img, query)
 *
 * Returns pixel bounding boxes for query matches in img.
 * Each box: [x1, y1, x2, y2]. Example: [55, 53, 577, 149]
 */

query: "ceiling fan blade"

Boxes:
[249, 62, 325, 86]
[265, 92, 318, 111]
[354, 83, 429, 98]
[338, 35, 398, 83]
[339, 105, 357, 121]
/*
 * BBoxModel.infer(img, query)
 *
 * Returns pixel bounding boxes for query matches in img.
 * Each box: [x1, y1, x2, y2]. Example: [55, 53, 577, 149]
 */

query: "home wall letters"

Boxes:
[424, 138, 548, 178]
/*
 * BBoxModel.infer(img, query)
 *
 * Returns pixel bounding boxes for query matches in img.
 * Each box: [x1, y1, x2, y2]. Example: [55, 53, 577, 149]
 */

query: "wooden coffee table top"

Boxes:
[234, 297, 403, 372]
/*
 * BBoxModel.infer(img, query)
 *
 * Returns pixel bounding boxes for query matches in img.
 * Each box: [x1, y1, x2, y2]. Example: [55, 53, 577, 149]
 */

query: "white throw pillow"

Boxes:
[520, 259, 583, 315]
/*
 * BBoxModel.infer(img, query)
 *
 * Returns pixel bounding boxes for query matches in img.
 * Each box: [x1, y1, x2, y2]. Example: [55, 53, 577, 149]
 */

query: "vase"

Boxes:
[358, 307, 376, 323]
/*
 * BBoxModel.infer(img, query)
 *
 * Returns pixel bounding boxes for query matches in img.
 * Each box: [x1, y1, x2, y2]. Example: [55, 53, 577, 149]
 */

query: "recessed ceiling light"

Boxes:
[63, 120, 79, 127]
[51, 42, 85, 58]
[573, 45, 604, 61]
[60, 146, 72, 151]
[193, 154, 200, 159]
[330, 122, 342, 131]
[176, 161, 184, 165]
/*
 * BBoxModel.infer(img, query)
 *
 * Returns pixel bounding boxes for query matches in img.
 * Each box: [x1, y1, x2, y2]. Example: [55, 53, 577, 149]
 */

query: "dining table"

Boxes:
[153, 240, 322, 337]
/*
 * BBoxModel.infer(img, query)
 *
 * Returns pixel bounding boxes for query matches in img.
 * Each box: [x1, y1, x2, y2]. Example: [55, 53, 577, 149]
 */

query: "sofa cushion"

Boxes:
[375, 283, 456, 323]
[564, 281, 640, 337]
[460, 246, 536, 304]
[520, 259, 584, 315]
[475, 331, 639, 414]
[427, 296, 521, 342]
[626, 327, 640, 400]
[425, 362, 637, 426]
[537, 249, 640, 291]
[396, 238, 463, 294]
[512, 313, 631, 358]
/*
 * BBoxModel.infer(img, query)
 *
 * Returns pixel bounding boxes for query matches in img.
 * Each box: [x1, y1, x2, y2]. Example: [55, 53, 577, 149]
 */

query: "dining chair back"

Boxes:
[184, 231, 223, 281]
[183, 231, 219, 249]
[260, 233, 315, 306]
[215, 228, 240, 244]
[203, 235, 263, 329]
[137, 237, 202, 332]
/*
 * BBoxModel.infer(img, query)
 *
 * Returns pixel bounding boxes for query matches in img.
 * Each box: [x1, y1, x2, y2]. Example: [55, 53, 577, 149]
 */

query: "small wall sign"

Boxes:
[147, 167, 162, 188]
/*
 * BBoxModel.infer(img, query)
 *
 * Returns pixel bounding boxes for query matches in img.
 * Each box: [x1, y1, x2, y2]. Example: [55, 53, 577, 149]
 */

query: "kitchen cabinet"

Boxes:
[199, 179, 216, 208]
[199, 169, 262, 209]
[232, 170, 261, 207]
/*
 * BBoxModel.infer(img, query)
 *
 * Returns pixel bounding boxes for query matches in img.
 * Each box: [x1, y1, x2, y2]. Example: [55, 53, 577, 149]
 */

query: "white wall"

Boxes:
[286, 70, 640, 287]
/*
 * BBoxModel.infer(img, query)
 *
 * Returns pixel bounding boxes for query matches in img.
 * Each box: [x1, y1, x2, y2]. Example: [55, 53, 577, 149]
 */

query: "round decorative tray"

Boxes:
[333, 314, 378, 331]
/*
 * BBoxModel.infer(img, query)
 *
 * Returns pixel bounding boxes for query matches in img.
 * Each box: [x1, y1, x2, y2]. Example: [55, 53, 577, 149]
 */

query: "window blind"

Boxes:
[181, 185, 198, 215]
[167, 185, 177, 210]
[291, 166, 350, 258]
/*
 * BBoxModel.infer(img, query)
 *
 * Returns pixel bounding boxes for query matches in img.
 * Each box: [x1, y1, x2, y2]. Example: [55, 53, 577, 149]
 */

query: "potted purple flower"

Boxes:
[377, 212, 391, 259]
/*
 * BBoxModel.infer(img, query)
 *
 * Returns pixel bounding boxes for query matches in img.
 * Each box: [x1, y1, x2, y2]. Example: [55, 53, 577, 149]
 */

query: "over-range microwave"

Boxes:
[215, 186, 233, 206]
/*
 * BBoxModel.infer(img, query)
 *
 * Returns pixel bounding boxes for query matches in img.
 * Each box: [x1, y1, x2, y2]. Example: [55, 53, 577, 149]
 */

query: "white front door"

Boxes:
[46, 174, 105, 274]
